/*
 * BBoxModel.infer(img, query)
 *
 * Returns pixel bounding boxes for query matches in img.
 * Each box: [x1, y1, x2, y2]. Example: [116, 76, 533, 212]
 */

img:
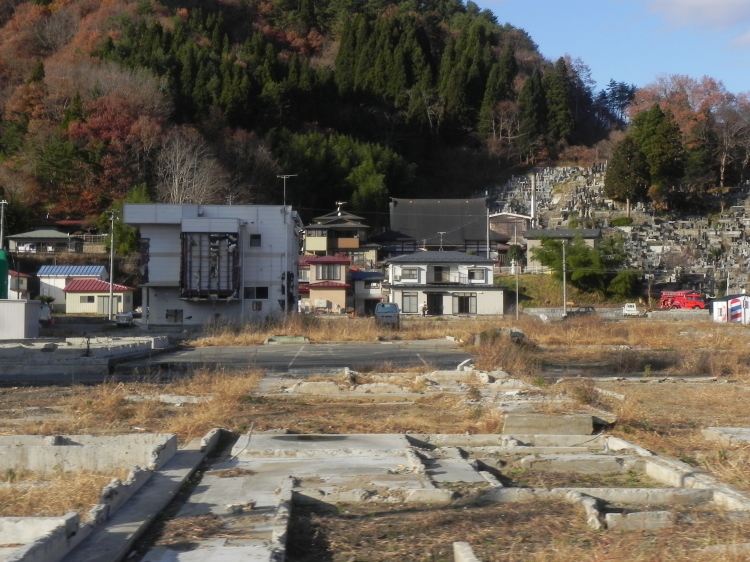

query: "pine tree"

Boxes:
[604, 135, 650, 212]
[517, 68, 547, 158]
[544, 57, 574, 144]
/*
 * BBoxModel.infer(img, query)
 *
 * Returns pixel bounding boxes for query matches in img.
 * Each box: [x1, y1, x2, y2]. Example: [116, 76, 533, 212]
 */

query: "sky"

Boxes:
[478, 0, 750, 95]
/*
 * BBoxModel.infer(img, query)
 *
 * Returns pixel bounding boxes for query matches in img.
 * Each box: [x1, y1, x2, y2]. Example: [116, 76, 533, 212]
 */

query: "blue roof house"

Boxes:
[37, 265, 108, 313]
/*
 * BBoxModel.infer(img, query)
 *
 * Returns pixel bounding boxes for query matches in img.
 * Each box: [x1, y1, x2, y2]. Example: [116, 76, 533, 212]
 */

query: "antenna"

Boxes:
[336, 201, 347, 216]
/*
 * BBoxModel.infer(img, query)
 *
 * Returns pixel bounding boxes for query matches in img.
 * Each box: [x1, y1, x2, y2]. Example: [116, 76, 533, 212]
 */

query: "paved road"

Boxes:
[116, 339, 472, 376]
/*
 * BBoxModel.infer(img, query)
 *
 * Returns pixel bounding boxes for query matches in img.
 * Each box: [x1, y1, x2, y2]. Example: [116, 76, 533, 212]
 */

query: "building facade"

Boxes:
[63, 279, 134, 315]
[384, 251, 504, 316]
[37, 265, 109, 312]
[123, 204, 302, 328]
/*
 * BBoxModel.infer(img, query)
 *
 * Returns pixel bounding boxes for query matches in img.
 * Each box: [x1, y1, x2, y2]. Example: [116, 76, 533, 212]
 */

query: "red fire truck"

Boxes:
[659, 290, 706, 310]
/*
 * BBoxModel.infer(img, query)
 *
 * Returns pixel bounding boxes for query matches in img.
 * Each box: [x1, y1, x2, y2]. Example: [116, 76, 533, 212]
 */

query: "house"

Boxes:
[37, 265, 109, 312]
[388, 198, 508, 256]
[523, 229, 602, 272]
[7, 270, 32, 300]
[123, 203, 302, 328]
[302, 208, 378, 265]
[63, 279, 134, 315]
[298, 255, 351, 314]
[384, 251, 504, 316]
[350, 270, 386, 316]
[7, 230, 84, 254]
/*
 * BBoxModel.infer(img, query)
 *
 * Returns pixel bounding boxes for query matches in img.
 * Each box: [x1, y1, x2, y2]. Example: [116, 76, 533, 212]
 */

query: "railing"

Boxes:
[427, 272, 468, 284]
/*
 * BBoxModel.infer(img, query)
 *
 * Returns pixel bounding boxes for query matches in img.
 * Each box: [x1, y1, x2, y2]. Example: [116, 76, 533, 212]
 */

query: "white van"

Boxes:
[374, 302, 400, 328]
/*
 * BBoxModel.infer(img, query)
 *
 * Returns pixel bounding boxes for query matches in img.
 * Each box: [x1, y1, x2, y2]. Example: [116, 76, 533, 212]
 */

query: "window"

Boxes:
[401, 268, 419, 280]
[453, 293, 477, 314]
[365, 280, 381, 289]
[308, 229, 327, 237]
[125, 295, 132, 304]
[166, 309, 183, 323]
[402, 292, 418, 314]
[316, 264, 341, 280]
[249, 234, 262, 247]
[79, 295, 95, 304]
[244, 286, 269, 299]
[298, 268, 310, 282]
[468, 269, 485, 281]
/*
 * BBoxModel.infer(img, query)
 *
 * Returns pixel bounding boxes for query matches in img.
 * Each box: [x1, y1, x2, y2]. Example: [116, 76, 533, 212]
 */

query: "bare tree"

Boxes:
[155, 127, 228, 205]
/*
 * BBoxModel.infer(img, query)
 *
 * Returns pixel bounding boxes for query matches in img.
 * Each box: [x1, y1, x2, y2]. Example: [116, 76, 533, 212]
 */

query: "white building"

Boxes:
[7, 270, 31, 300]
[37, 265, 109, 312]
[123, 204, 302, 329]
[384, 251, 505, 316]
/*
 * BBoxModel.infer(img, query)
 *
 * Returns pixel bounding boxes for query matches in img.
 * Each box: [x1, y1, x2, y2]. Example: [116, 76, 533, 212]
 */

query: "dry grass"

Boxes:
[287, 501, 750, 561]
[0, 468, 130, 518]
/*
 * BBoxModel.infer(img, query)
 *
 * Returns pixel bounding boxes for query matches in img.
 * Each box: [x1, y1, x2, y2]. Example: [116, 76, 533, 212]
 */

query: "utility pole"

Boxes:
[277, 174, 296, 315]
[106, 210, 118, 321]
[485, 191, 490, 259]
[514, 221, 519, 320]
[277, 174, 297, 211]
[438, 232, 446, 251]
[562, 240, 567, 317]
[0, 200, 7, 250]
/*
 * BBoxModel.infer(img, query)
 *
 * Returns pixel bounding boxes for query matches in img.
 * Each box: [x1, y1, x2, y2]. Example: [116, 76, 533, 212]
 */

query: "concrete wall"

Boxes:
[0, 434, 177, 475]
[0, 300, 40, 339]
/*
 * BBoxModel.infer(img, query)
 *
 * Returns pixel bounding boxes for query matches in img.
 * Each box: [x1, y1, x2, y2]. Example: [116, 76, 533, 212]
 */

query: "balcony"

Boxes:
[426, 272, 468, 284]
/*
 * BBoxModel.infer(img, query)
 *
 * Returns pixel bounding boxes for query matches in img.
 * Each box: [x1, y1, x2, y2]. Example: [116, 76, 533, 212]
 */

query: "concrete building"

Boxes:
[123, 203, 302, 328]
[63, 279, 134, 315]
[37, 265, 109, 313]
[384, 251, 504, 316]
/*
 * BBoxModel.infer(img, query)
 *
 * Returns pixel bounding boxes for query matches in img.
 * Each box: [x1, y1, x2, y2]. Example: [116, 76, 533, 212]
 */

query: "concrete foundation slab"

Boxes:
[605, 511, 673, 531]
[232, 434, 411, 458]
[503, 414, 596, 435]
[519, 454, 625, 474]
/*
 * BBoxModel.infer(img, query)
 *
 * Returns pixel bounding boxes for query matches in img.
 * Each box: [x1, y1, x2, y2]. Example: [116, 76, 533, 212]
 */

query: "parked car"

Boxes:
[374, 302, 400, 328]
[115, 312, 135, 327]
[566, 306, 596, 318]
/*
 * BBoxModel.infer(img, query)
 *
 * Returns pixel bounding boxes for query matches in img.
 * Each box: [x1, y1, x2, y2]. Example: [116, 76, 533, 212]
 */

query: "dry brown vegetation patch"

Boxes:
[0, 468, 130, 518]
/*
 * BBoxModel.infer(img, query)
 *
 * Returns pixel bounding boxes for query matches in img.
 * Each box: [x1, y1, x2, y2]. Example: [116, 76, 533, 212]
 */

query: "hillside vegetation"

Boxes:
[0, 0, 631, 234]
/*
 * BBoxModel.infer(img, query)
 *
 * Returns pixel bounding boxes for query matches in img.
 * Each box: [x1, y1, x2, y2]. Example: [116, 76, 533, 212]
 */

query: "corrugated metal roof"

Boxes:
[63, 279, 132, 293]
[8, 270, 31, 278]
[308, 281, 351, 288]
[386, 251, 494, 264]
[301, 255, 351, 264]
[38, 265, 108, 277]
[390, 198, 507, 245]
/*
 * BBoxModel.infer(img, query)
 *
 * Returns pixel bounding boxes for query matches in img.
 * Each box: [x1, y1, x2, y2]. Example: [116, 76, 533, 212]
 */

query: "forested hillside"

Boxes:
[0, 0, 642, 235]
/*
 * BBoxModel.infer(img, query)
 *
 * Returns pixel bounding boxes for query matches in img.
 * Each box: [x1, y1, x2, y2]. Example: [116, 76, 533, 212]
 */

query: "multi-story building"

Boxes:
[123, 204, 302, 328]
[384, 251, 505, 316]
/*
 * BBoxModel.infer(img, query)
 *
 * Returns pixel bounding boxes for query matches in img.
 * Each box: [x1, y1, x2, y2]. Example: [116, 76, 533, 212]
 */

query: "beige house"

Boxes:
[299, 255, 351, 313]
[63, 279, 134, 315]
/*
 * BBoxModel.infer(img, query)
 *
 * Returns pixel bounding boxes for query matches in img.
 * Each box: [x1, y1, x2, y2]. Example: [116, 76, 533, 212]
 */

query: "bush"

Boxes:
[611, 217, 634, 227]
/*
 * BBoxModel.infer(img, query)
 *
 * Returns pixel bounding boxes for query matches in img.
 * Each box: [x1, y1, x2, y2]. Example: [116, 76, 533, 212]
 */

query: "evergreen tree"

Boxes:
[631, 104, 686, 191]
[517, 68, 547, 158]
[604, 135, 649, 211]
[544, 58, 574, 144]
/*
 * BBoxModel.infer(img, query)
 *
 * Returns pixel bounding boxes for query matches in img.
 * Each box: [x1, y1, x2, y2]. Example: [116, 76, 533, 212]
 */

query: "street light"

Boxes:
[106, 210, 119, 321]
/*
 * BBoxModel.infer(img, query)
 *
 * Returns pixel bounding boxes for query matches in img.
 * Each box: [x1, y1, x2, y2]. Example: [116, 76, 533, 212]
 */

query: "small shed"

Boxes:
[711, 295, 750, 324]
[63, 279, 134, 316]
[7, 269, 32, 300]
[38, 265, 108, 312]
[0, 300, 41, 339]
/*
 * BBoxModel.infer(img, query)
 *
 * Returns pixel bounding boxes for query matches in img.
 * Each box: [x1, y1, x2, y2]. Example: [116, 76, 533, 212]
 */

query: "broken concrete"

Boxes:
[702, 427, 750, 445]
[502, 413, 597, 435]
[605, 511, 674, 531]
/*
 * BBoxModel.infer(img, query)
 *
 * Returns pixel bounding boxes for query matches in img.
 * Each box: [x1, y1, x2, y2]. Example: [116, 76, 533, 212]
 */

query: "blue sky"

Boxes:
[477, 0, 750, 95]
